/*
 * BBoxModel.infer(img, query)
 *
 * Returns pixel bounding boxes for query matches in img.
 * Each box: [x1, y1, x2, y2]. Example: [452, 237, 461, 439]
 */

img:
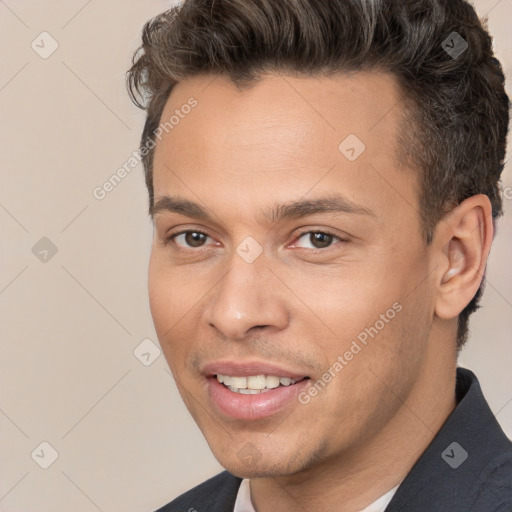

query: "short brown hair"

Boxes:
[126, 0, 509, 348]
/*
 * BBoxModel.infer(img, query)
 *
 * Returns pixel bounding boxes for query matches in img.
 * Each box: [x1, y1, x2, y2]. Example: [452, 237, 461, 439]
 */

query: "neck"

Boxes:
[250, 333, 458, 512]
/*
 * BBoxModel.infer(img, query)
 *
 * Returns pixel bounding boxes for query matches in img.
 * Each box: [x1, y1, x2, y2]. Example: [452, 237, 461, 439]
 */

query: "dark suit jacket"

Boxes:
[155, 367, 512, 511]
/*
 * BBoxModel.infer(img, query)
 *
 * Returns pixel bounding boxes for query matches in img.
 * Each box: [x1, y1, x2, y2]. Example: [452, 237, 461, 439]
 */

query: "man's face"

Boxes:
[149, 72, 438, 478]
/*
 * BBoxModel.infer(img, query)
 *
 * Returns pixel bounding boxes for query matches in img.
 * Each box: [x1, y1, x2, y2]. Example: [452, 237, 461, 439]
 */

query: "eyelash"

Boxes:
[165, 229, 344, 251]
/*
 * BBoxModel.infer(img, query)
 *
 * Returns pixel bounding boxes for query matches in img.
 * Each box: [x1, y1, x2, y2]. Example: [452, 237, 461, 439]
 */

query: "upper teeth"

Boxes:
[217, 374, 300, 393]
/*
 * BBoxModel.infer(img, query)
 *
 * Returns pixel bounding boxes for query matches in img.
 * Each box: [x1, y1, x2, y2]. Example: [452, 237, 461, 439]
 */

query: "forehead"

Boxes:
[152, 71, 417, 229]
[155, 71, 403, 161]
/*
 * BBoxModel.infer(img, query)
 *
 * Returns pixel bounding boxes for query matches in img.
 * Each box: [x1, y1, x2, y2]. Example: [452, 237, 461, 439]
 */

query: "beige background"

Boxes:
[0, 1, 511, 511]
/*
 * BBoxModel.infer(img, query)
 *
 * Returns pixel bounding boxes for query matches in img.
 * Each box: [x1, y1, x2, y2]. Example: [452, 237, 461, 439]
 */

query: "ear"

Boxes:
[433, 194, 494, 320]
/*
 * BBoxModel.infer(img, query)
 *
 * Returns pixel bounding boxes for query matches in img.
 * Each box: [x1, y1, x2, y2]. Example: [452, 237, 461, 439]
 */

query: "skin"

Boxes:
[148, 72, 493, 512]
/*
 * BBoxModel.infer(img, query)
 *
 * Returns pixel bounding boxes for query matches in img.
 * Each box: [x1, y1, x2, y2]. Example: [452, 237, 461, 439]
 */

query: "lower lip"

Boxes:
[207, 377, 309, 420]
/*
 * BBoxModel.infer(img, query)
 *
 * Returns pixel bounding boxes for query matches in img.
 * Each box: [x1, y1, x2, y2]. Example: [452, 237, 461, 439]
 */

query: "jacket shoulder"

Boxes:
[154, 471, 242, 512]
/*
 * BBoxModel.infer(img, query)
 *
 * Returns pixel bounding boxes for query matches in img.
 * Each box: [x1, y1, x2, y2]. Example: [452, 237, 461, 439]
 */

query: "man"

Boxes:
[127, 0, 511, 510]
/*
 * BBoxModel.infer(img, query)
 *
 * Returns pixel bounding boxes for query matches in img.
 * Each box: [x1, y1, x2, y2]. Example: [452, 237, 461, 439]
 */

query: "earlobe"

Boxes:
[434, 195, 493, 320]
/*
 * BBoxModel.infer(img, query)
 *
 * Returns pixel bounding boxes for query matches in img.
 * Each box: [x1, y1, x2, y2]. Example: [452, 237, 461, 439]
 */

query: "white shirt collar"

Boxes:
[233, 478, 400, 512]
[233, 479, 255, 512]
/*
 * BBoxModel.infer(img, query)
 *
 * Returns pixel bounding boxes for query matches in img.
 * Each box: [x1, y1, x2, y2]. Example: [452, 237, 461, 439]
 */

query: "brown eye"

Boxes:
[310, 232, 334, 249]
[294, 231, 340, 250]
[185, 232, 207, 247]
[171, 231, 210, 248]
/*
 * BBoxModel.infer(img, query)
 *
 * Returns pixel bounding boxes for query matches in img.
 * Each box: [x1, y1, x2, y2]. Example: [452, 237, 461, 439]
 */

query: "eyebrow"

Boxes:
[150, 194, 375, 223]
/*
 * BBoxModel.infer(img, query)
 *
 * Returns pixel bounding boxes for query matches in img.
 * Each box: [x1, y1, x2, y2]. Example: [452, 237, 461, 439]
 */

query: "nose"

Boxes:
[204, 251, 290, 341]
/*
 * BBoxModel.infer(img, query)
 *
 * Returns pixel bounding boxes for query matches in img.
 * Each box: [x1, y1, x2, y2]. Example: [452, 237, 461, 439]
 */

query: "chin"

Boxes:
[211, 445, 312, 479]
[220, 460, 295, 479]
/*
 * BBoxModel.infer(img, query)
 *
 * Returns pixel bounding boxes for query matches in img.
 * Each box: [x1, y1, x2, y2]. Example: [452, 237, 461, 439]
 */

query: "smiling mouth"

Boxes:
[215, 374, 309, 394]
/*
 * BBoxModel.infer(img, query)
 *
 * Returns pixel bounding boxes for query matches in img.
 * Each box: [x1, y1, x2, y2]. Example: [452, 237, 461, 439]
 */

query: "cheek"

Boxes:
[304, 294, 431, 441]
[148, 253, 190, 364]
[293, 250, 432, 387]
[290, 264, 400, 345]
[148, 251, 196, 331]
[148, 252, 213, 372]
[148, 254, 170, 334]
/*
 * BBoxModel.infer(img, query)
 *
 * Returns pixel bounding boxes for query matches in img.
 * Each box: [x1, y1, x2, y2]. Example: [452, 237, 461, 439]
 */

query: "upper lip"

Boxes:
[202, 360, 309, 379]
